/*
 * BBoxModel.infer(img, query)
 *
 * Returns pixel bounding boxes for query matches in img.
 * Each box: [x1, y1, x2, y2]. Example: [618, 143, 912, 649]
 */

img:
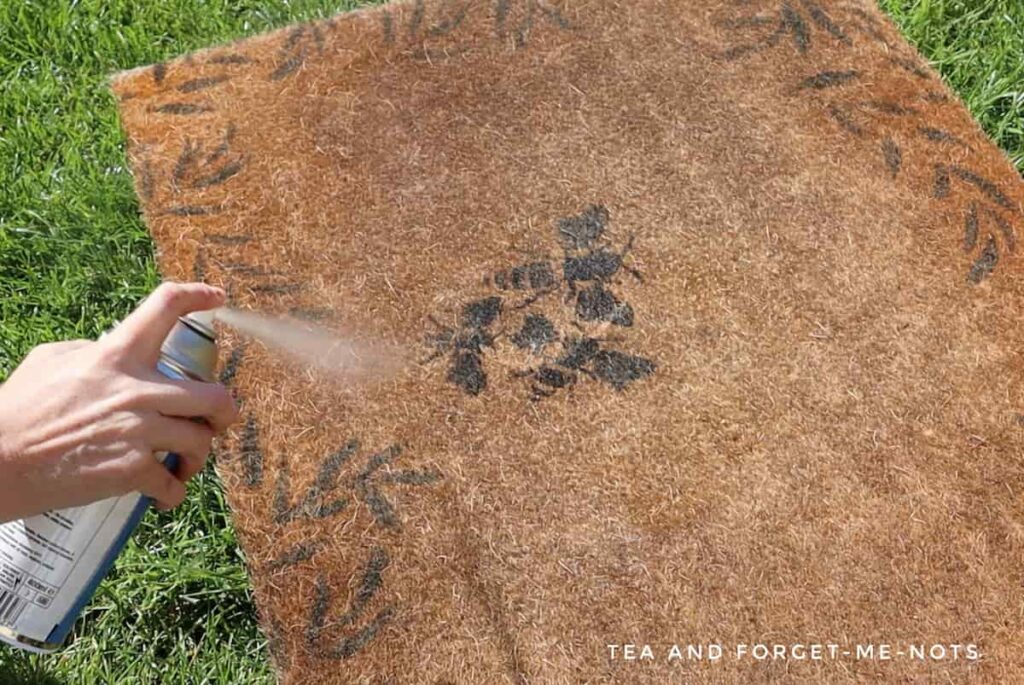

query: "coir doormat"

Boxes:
[112, 1, 1024, 682]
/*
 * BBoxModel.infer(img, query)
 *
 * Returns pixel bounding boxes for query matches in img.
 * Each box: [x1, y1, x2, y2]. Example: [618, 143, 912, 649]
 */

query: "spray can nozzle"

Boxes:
[180, 309, 217, 341]
[159, 312, 219, 383]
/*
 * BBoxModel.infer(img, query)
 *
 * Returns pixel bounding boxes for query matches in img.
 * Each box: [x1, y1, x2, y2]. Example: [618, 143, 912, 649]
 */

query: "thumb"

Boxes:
[107, 282, 224, 363]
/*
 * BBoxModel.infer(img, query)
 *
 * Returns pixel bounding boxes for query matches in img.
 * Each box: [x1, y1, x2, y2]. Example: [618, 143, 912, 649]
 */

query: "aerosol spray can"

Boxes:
[0, 313, 218, 653]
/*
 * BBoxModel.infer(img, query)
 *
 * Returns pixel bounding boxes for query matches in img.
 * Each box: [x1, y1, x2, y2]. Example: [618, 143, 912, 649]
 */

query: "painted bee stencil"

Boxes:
[426, 204, 656, 400]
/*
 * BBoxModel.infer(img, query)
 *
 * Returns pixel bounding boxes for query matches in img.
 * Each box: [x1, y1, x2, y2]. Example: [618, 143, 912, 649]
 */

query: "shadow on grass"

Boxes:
[0, 658, 68, 685]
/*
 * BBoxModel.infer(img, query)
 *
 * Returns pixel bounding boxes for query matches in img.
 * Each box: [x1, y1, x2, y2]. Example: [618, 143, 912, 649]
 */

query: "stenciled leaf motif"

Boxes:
[305, 548, 395, 660]
[273, 441, 440, 527]
[269, 23, 326, 80]
[932, 164, 1021, 283]
[495, 0, 572, 47]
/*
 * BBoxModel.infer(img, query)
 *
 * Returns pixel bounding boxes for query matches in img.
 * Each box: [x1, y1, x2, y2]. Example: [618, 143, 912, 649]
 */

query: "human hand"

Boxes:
[0, 282, 238, 523]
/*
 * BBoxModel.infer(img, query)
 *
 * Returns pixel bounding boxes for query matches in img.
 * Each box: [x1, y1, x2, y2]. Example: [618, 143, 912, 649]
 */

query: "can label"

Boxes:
[0, 492, 145, 649]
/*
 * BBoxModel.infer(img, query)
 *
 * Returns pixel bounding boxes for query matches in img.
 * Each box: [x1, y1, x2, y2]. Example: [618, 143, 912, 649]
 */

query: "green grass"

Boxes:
[0, 0, 1020, 682]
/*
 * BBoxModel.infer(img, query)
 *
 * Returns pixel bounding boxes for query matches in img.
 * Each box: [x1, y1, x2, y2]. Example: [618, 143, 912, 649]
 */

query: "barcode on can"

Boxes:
[0, 589, 27, 625]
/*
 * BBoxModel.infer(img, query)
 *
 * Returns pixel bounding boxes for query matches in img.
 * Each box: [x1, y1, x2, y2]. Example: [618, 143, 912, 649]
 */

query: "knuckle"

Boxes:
[154, 281, 187, 308]
[130, 379, 166, 407]
[82, 351, 113, 378]
[120, 411, 149, 436]
[217, 389, 239, 419]
[102, 377, 141, 409]
[96, 335, 132, 364]
[211, 388, 239, 425]
[99, 411, 145, 443]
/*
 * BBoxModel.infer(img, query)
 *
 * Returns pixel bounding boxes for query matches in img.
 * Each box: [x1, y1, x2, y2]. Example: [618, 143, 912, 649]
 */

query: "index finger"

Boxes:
[108, 282, 225, 364]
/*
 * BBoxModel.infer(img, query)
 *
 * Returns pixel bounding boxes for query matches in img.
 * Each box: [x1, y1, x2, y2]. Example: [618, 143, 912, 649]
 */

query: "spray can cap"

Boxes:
[160, 311, 218, 382]
[182, 309, 216, 340]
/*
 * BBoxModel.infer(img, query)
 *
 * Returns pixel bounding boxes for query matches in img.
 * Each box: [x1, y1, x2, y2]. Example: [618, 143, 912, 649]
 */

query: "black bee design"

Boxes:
[517, 336, 655, 400]
[429, 204, 656, 398]
[426, 296, 502, 395]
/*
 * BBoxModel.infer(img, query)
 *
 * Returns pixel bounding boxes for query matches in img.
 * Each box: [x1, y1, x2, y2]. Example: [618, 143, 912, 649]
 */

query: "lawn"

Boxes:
[0, 0, 1020, 682]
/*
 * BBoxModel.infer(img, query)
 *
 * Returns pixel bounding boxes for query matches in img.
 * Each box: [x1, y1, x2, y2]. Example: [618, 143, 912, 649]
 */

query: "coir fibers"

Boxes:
[112, 1, 1024, 682]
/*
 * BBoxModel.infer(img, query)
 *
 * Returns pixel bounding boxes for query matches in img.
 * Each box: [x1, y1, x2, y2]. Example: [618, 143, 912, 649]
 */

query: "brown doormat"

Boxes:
[112, 1, 1024, 682]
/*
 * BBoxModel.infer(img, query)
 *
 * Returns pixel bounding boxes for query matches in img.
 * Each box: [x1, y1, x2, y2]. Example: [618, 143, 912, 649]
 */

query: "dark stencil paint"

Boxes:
[575, 284, 634, 326]
[558, 204, 609, 249]
[448, 350, 487, 395]
[305, 548, 395, 660]
[239, 414, 263, 487]
[493, 261, 557, 291]
[265, 539, 326, 572]
[511, 313, 557, 352]
[151, 102, 213, 115]
[798, 70, 858, 90]
[356, 445, 441, 529]
[881, 138, 901, 178]
[590, 350, 657, 390]
[431, 204, 655, 399]
[968, 236, 999, 284]
[461, 296, 502, 329]
[274, 440, 357, 524]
